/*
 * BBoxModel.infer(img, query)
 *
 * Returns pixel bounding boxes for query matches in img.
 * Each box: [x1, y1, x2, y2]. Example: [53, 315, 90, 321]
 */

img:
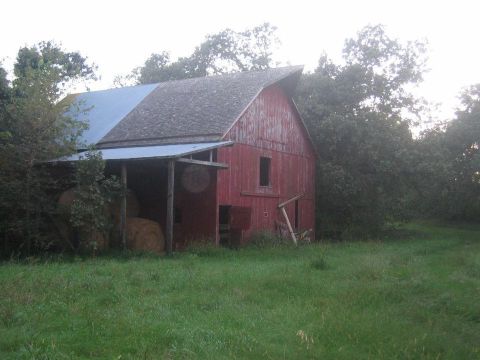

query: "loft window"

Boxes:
[259, 157, 271, 187]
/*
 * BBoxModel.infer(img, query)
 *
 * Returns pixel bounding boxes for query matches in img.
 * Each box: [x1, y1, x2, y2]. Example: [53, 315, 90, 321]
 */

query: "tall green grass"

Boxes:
[0, 222, 479, 359]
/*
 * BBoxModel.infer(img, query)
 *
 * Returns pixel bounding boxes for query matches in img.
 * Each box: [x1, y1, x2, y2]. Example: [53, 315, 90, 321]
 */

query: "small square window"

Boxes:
[259, 157, 271, 187]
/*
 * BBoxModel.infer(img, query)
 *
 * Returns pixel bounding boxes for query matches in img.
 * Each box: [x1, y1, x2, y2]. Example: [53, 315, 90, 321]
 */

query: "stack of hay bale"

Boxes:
[57, 188, 165, 254]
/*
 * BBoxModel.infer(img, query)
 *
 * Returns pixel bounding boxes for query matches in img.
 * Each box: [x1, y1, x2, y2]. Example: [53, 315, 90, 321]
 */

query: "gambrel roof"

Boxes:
[66, 66, 303, 149]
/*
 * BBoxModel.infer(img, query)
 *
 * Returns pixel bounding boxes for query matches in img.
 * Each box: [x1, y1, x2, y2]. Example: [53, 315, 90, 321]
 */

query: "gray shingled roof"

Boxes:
[69, 66, 303, 149]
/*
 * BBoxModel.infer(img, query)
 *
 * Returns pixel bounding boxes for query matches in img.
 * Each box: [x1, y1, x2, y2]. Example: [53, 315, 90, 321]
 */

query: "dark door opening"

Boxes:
[219, 205, 231, 246]
[219, 205, 252, 247]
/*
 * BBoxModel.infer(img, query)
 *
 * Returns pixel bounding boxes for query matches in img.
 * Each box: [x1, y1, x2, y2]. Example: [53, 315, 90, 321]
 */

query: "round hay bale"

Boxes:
[111, 190, 140, 222]
[58, 188, 76, 218]
[59, 187, 140, 222]
[126, 217, 165, 254]
[57, 187, 111, 252]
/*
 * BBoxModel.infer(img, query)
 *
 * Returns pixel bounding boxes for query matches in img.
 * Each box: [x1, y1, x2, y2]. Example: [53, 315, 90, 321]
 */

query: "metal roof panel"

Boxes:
[53, 141, 233, 162]
[67, 83, 158, 146]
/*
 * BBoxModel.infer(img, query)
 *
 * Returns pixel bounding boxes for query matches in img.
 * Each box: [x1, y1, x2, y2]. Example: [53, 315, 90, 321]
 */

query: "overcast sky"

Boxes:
[1, 0, 479, 121]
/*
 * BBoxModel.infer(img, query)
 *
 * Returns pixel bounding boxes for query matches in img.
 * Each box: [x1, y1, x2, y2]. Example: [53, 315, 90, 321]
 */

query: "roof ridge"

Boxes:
[145, 65, 304, 89]
[117, 65, 304, 90]
[70, 65, 304, 96]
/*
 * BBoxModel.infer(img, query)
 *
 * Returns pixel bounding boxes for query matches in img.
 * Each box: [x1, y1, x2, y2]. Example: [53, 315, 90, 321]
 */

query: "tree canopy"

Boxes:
[413, 85, 480, 221]
[295, 25, 427, 238]
[117, 23, 280, 85]
[0, 42, 96, 255]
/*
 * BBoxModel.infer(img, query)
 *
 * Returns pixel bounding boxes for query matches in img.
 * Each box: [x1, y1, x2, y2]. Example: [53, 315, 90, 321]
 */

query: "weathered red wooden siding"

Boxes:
[217, 84, 316, 241]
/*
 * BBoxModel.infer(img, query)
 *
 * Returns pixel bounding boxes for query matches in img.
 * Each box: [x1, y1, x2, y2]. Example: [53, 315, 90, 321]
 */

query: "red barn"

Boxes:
[57, 66, 315, 251]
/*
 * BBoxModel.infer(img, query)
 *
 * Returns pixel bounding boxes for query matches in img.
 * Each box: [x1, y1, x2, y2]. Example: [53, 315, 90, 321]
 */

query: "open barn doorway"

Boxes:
[218, 205, 252, 247]
[219, 205, 231, 247]
[105, 156, 220, 252]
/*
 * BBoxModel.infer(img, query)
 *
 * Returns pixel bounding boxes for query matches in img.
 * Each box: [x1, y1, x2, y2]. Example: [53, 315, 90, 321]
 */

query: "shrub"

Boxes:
[185, 238, 226, 257]
[249, 230, 291, 248]
[70, 149, 121, 254]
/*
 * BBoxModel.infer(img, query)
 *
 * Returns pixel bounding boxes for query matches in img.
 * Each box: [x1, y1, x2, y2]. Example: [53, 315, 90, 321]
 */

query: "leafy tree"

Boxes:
[295, 25, 427, 238]
[0, 65, 10, 104]
[414, 85, 480, 220]
[131, 52, 196, 84]
[0, 42, 96, 256]
[117, 23, 280, 85]
[70, 150, 121, 254]
[187, 22, 279, 75]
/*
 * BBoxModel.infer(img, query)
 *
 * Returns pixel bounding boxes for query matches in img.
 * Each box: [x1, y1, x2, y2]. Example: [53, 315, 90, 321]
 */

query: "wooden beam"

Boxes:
[277, 193, 304, 245]
[240, 191, 280, 198]
[166, 159, 175, 255]
[177, 157, 228, 168]
[280, 207, 297, 245]
[278, 193, 305, 208]
[120, 162, 127, 251]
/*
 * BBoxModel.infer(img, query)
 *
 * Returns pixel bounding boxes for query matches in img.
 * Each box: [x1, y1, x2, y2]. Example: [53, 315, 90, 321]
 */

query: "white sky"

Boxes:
[1, 0, 480, 122]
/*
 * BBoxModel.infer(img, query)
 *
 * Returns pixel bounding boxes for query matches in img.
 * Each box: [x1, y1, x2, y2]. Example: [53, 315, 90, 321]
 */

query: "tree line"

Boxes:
[0, 24, 478, 256]
[112, 23, 480, 238]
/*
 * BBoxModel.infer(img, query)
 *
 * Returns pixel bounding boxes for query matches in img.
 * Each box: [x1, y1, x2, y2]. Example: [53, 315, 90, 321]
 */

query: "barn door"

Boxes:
[230, 206, 252, 246]
[218, 205, 251, 247]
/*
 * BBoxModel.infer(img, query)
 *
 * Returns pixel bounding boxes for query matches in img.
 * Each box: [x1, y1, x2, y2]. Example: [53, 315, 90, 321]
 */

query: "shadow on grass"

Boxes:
[3, 220, 476, 266]
[380, 226, 429, 242]
[0, 249, 164, 266]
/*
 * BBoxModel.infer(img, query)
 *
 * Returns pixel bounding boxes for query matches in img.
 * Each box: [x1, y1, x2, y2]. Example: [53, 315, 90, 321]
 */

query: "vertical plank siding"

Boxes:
[218, 84, 316, 242]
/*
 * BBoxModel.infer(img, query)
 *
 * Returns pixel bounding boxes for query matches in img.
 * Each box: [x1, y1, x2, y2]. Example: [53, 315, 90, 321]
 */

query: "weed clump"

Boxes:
[185, 238, 228, 257]
[310, 247, 329, 270]
[311, 257, 328, 270]
[249, 230, 290, 248]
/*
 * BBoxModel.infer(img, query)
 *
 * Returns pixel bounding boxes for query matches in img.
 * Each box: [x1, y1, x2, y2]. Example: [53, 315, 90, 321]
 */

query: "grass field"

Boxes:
[0, 222, 479, 359]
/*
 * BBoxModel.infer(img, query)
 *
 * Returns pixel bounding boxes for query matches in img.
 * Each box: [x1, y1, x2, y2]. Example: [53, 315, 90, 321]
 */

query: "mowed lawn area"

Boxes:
[0, 223, 479, 359]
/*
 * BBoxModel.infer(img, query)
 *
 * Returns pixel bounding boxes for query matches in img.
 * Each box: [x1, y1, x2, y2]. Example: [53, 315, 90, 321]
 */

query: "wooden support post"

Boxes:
[280, 206, 297, 245]
[166, 159, 175, 255]
[121, 163, 127, 251]
[278, 193, 304, 246]
[278, 193, 305, 208]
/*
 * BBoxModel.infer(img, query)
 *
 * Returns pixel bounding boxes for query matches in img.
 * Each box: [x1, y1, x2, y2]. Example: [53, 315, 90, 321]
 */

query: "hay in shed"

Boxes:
[57, 188, 76, 218]
[126, 217, 165, 254]
[57, 188, 111, 252]
[110, 190, 140, 222]
[58, 187, 140, 221]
